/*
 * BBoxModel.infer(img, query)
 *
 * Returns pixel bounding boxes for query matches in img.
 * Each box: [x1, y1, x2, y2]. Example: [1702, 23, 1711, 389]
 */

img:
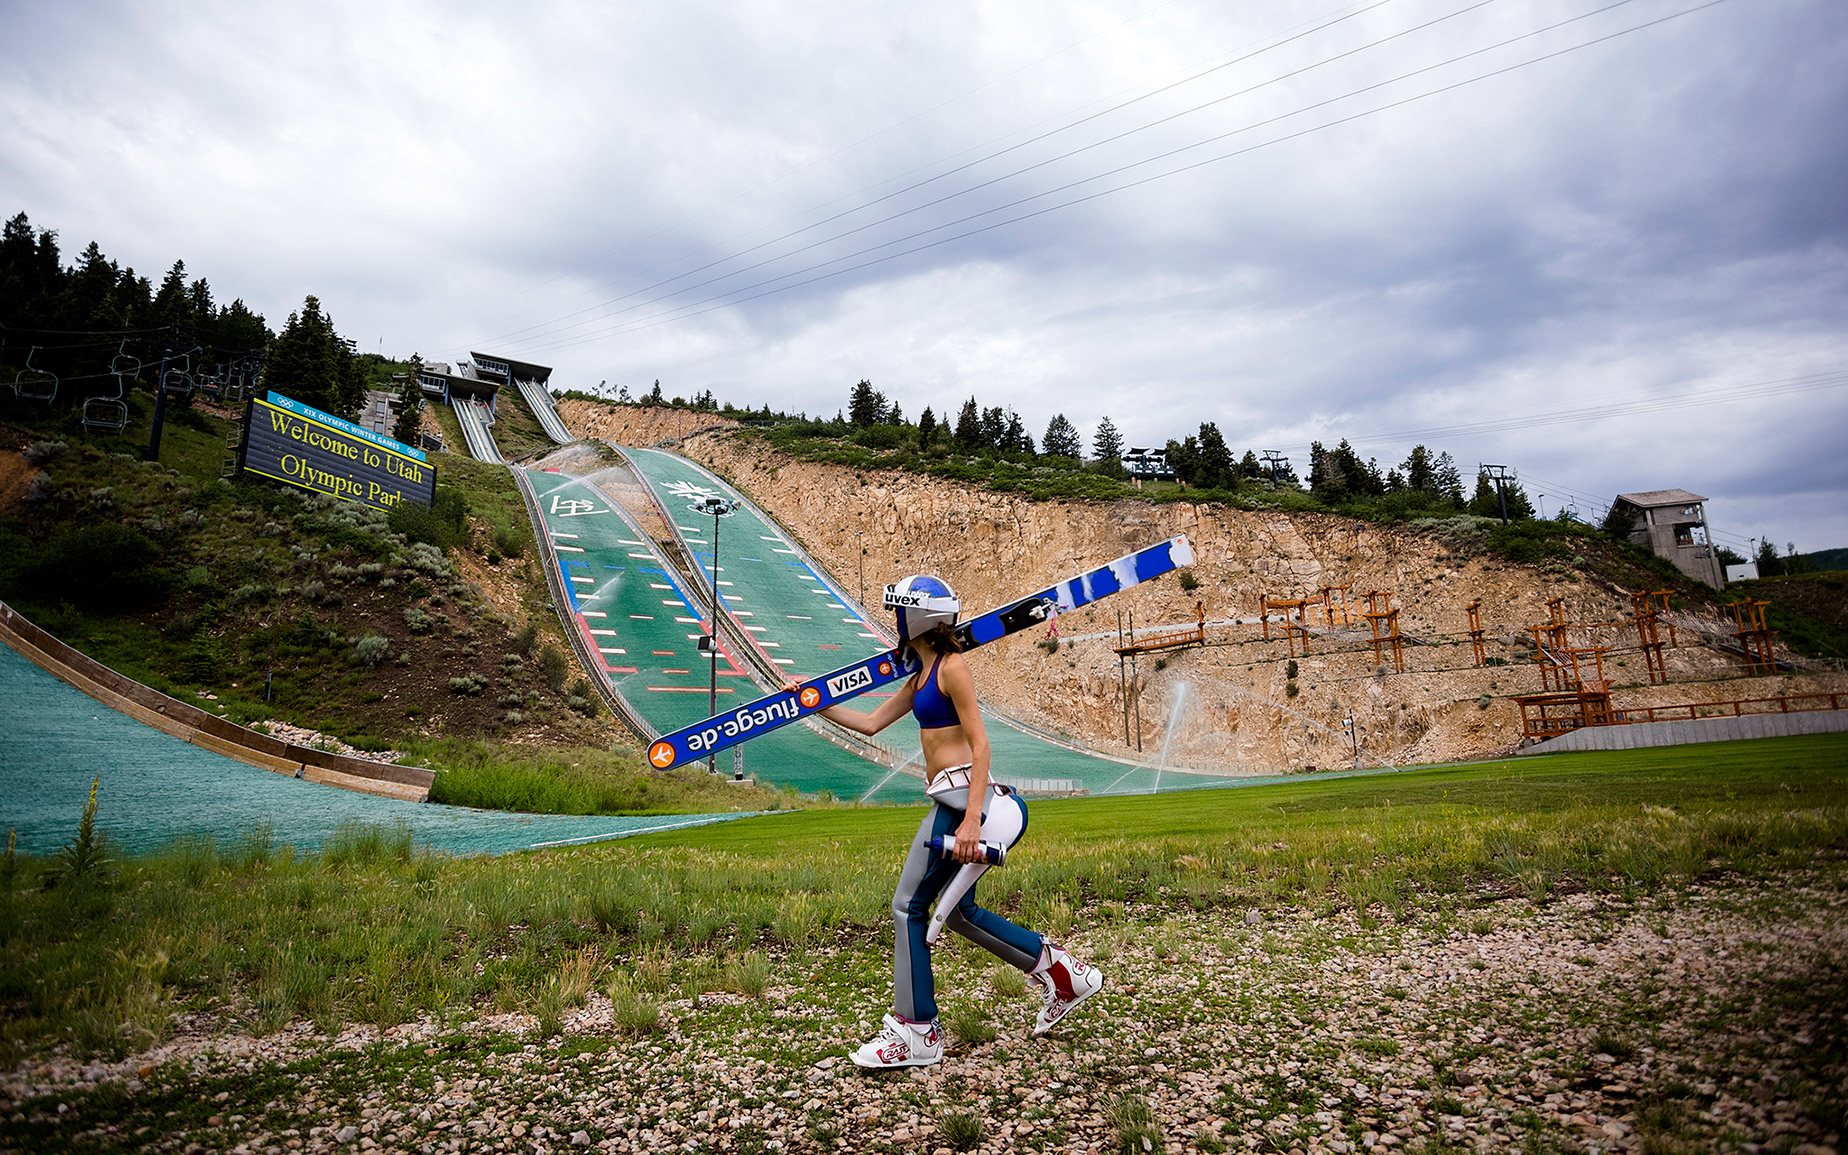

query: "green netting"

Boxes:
[0, 644, 762, 857]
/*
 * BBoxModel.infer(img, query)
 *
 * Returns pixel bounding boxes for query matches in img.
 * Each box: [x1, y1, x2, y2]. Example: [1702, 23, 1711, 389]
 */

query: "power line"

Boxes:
[494, 0, 1728, 356]
[470, 0, 1420, 350]
[1339, 367, 1848, 448]
[440, 0, 1203, 333]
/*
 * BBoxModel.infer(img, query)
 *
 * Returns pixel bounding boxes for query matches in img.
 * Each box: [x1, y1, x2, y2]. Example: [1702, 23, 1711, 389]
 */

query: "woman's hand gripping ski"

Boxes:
[782, 675, 988, 865]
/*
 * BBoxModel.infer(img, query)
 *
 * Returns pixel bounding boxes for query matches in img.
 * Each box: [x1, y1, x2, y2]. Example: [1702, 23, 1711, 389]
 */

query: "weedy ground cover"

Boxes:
[1, 733, 1842, 1076]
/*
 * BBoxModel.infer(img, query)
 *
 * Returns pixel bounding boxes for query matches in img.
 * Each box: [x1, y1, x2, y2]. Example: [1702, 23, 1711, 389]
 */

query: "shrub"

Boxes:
[566, 678, 600, 716]
[181, 636, 226, 683]
[491, 523, 525, 558]
[387, 485, 467, 549]
[24, 524, 175, 610]
[23, 440, 68, 465]
[448, 673, 487, 696]
[403, 607, 434, 634]
[540, 644, 569, 691]
[512, 623, 539, 656]
[1176, 568, 1200, 592]
[353, 635, 391, 667]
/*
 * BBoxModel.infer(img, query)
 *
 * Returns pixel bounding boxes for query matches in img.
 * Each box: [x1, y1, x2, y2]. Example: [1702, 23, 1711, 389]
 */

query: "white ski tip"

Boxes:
[1170, 534, 1195, 567]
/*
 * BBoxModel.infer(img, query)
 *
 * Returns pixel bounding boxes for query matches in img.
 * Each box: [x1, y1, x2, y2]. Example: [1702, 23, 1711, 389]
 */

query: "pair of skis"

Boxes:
[647, 534, 1195, 771]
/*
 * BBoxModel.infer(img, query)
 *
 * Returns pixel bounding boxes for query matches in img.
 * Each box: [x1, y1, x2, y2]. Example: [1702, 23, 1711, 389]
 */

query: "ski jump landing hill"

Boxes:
[598, 446, 1205, 798]
[454, 389, 1208, 797]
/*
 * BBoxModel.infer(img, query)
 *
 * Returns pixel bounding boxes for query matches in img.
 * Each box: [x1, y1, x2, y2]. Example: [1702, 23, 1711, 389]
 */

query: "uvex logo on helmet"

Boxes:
[884, 575, 959, 640]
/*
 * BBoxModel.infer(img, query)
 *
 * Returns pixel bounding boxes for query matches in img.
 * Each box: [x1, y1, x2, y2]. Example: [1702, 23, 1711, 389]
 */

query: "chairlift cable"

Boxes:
[468, 0, 1421, 349]
[498, 0, 1731, 355]
[443, 0, 1390, 337]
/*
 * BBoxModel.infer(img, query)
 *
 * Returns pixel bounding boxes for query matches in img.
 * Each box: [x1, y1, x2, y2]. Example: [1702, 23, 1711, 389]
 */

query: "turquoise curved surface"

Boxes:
[0, 643, 762, 857]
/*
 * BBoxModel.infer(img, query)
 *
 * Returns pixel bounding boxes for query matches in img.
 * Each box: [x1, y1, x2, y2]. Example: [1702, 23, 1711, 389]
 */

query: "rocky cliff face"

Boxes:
[556, 400, 738, 448]
[565, 406, 1841, 772]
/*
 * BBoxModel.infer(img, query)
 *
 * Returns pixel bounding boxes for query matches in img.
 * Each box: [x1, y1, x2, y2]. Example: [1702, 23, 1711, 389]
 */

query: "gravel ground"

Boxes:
[4, 870, 1843, 1155]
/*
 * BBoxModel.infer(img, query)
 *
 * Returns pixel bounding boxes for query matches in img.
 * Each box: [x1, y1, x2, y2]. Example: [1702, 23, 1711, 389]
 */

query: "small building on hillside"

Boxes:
[1609, 489, 1725, 588]
[413, 350, 552, 417]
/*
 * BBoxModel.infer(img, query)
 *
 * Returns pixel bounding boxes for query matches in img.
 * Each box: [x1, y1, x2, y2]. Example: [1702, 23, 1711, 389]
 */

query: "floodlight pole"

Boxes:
[701, 496, 737, 773]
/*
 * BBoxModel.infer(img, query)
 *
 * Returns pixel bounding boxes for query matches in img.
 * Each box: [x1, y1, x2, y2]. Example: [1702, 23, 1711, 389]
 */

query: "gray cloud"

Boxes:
[3, 0, 1844, 551]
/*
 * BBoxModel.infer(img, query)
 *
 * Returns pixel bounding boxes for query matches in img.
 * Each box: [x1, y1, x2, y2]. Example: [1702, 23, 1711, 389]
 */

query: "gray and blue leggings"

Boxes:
[891, 786, 1042, 1022]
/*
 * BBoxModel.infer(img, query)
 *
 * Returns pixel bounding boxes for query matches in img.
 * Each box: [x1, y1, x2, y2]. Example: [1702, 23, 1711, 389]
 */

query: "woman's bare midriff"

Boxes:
[920, 725, 974, 784]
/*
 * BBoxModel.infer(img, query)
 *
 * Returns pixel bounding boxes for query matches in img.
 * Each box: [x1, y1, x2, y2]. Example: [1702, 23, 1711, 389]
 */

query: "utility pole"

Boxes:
[144, 326, 198, 463]
[1260, 450, 1288, 488]
[1480, 464, 1515, 525]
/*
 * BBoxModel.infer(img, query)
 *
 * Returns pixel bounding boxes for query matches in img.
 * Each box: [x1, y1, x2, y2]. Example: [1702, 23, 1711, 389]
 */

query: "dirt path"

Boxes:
[5, 870, 1842, 1154]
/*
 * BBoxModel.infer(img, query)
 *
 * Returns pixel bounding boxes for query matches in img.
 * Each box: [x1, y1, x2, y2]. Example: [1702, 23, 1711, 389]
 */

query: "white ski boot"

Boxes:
[850, 1013, 944, 1069]
[1030, 945, 1103, 1036]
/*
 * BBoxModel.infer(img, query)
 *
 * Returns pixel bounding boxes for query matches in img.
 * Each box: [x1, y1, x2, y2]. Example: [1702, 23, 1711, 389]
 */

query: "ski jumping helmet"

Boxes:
[883, 574, 960, 641]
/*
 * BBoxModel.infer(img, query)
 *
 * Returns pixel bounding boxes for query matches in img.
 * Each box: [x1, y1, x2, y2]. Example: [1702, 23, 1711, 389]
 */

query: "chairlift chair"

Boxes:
[160, 352, 195, 397]
[82, 343, 135, 433]
[12, 347, 57, 402]
[199, 363, 227, 401]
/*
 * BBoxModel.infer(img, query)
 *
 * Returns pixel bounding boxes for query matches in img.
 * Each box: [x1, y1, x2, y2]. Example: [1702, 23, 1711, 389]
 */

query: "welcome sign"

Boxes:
[241, 392, 436, 511]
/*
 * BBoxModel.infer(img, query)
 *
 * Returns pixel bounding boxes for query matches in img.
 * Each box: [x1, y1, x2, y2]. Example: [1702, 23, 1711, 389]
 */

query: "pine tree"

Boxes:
[1401, 445, 1434, 493]
[1166, 436, 1200, 485]
[848, 379, 882, 427]
[261, 295, 352, 414]
[152, 260, 192, 327]
[953, 398, 982, 449]
[1196, 422, 1235, 489]
[1433, 452, 1464, 504]
[1002, 410, 1032, 455]
[1092, 416, 1123, 463]
[917, 406, 937, 446]
[980, 406, 1006, 450]
[393, 383, 423, 445]
[1042, 414, 1082, 458]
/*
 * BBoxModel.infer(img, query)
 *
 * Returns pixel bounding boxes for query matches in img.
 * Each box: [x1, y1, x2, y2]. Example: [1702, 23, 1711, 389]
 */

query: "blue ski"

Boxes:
[647, 534, 1195, 770]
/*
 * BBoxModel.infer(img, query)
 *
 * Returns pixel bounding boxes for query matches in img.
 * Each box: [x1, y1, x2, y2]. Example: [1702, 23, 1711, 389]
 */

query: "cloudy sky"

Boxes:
[4, 0, 1844, 554]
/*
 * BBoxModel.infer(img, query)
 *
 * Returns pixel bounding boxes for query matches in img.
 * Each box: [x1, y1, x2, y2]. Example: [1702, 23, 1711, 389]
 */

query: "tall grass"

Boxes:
[1, 736, 1842, 1062]
[409, 736, 799, 815]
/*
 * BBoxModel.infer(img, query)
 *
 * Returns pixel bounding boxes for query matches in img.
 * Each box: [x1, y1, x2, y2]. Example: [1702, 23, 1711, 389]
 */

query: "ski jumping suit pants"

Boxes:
[892, 776, 1042, 1022]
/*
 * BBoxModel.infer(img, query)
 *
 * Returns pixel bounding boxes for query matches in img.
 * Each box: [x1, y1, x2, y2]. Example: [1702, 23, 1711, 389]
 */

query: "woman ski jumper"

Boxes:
[804, 574, 1103, 1068]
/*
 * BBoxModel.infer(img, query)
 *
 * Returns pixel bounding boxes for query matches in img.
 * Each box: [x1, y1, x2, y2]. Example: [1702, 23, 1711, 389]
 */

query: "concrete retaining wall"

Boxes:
[0, 601, 434, 801]
[1517, 709, 1848, 755]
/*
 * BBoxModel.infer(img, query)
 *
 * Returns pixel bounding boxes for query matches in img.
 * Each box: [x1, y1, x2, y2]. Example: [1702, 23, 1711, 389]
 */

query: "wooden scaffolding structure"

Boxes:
[1361, 590, 1404, 673]
[1261, 594, 1314, 657]
[1465, 599, 1487, 667]
[1728, 599, 1778, 674]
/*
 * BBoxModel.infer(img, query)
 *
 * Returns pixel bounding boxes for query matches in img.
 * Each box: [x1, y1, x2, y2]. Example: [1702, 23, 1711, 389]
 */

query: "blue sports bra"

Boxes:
[911, 655, 962, 730]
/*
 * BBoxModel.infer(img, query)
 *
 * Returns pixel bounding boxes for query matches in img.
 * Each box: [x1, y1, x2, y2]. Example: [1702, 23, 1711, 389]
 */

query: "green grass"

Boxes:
[2, 733, 1842, 1065]
[410, 736, 798, 814]
[0, 394, 607, 752]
